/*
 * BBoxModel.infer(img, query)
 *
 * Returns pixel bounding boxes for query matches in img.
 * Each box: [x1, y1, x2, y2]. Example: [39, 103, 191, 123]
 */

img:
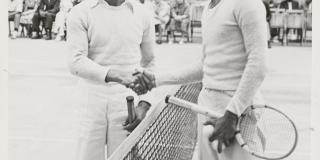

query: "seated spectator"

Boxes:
[167, 0, 190, 44]
[280, 0, 302, 42]
[8, 0, 23, 39]
[20, 0, 39, 38]
[154, 0, 170, 44]
[52, 0, 73, 41]
[268, 0, 279, 9]
[31, 0, 60, 40]
[280, 0, 300, 10]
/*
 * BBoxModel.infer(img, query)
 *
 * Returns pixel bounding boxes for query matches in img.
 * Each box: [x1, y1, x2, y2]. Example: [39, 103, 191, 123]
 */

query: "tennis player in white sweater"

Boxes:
[67, 0, 156, 159]
[134, 0, 268, 159]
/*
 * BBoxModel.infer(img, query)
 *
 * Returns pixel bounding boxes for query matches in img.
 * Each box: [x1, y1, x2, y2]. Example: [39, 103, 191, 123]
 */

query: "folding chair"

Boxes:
[270, 8, 286, 45]
[285, 9, 304, 45]
[190, 4, 204, 42]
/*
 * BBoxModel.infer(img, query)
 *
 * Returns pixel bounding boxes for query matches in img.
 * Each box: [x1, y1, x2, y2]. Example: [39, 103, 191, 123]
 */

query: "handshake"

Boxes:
[106, 68, 156, 95]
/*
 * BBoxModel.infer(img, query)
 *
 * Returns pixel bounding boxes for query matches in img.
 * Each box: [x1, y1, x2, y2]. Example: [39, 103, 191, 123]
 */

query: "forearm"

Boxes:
[9, 11, 20, 16]
[226, 53, 266, 116]
[180, 14, 189, 19]
[227, 0, 267, 116]
[68, 53, 110, 83]
[155, 59, 203, 86]
[140, 42, 155, 71]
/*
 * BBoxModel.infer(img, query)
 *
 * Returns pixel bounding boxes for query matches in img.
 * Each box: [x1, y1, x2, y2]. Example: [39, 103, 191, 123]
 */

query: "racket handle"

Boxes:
[165, 95, 223, 118]
[126, 96, 136, 123]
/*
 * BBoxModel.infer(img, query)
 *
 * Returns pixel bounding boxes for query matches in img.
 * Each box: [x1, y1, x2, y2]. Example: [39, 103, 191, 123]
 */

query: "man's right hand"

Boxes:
[105, 68, 136, 87]
[130, 70, 156, 95]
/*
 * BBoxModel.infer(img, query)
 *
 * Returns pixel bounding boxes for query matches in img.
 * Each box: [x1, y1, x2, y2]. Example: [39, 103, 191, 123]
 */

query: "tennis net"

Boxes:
[109, 82, 202, 160]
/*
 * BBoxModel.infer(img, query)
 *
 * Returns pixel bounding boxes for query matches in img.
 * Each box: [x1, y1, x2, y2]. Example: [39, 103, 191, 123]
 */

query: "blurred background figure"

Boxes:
[268, 0, 278, 9]
[8, 0, 23, 39]
[302, 0, 312, 12]
[52, 0, 73, 41]
[280, 0, 300, 10]
[263, 0, 272, 48]
[167, 0, 190, 44]
[280, 0, 302, 43]
[31, 0, 60, 40]
[154, 0, 170, 44]
[20, 0, 39, 38]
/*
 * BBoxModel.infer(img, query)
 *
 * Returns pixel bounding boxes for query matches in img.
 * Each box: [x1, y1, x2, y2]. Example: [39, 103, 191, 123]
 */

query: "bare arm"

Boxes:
[155, 56, 204, 86]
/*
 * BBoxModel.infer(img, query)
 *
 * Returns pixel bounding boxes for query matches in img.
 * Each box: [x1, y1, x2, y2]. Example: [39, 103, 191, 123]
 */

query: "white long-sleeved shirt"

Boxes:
[67, 0, 155, 84]
[156, 0, 267, 116]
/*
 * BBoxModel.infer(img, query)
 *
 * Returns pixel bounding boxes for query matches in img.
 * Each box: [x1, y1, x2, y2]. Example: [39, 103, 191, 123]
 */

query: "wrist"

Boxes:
[138, 100, 151, 109]
[105, 69, 120, 83]
[225, 110, 238, 123]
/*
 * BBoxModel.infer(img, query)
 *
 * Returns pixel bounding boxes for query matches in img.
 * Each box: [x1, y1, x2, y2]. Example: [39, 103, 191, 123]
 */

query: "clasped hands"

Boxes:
[106, 68, 156, 95]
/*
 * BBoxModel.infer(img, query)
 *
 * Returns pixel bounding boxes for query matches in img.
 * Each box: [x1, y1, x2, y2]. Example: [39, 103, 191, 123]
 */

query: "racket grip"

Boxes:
[126, 96, 136, 123]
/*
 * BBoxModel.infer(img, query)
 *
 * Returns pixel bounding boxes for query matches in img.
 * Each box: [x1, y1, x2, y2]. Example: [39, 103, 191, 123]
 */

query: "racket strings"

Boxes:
[239, 107, 297, 159]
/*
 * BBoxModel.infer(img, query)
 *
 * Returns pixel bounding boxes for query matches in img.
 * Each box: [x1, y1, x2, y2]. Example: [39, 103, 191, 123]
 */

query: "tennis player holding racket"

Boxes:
[132, 0, 268, 159]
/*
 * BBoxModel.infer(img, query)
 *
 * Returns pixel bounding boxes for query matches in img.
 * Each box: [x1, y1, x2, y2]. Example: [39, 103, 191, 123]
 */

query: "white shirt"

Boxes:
[8, 0, 23, 12]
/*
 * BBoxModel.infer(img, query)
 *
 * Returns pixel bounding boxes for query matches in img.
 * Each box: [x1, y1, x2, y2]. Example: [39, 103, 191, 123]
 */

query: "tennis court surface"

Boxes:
[8, 39, 311, 160]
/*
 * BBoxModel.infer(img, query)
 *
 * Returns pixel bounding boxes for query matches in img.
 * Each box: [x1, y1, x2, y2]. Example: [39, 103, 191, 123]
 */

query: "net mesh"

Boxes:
[239, 106, 298, 159]
[112, 82, 202, 160]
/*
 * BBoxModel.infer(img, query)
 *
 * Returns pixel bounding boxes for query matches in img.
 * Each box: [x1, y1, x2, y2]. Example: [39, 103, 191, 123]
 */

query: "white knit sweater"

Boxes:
[156, 0, 267, 116]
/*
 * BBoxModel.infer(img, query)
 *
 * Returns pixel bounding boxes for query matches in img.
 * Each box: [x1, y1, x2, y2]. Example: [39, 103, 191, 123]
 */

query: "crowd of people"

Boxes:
[8, 0, 192, 43]
[9, 0, 313, 44]
[8, 0, 81, 40]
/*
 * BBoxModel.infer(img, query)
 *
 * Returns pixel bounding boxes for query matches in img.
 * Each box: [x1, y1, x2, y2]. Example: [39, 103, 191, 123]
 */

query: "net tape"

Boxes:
[111, 82, 202, 160]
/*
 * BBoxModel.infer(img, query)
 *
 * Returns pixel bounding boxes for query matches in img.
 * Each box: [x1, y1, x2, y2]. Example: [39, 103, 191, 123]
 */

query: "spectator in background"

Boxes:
[20, 0, 39, 38]
[154, 0, 170, 44]
[8, 0, 23, 39]
[167, 0, 190, 44]
[279, 0, 300, 10]
[52, 0, 73, 41]
[268, 0, 278, 9]
[280, 0, 302, 42]
[302, 0, 312, 12]
[263, 0, 272, 48]
[31, 0, 60, 40]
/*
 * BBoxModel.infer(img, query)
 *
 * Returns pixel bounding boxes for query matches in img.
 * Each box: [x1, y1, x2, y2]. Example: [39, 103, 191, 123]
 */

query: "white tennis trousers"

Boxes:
[74, 79, 139, 160]
[195, 88, 264, 160]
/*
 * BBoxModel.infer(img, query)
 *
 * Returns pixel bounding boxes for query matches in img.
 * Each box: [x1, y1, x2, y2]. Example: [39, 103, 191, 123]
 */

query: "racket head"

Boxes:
[236, 105, 298, 160]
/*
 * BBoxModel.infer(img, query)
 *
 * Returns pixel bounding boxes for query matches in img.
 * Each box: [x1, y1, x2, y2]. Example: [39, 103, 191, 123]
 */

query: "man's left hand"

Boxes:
[204, 110, 238, 153]
[123, 101, 151, 132]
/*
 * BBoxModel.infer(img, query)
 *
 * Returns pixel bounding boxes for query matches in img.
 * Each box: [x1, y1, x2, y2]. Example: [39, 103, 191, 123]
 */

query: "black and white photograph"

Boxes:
[1, 0, 319, 160]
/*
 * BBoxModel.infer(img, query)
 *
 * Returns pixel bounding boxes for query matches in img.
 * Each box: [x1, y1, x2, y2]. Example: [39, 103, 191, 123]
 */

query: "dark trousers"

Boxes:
[32, 12, 55, 32]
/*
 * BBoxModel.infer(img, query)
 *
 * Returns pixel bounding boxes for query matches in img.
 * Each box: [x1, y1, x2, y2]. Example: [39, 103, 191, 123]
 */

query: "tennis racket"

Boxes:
[165, 95, 298, 160]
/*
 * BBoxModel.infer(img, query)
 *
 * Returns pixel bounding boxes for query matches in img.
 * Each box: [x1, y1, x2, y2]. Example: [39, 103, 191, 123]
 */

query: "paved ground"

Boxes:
[8, 39, 311, 160]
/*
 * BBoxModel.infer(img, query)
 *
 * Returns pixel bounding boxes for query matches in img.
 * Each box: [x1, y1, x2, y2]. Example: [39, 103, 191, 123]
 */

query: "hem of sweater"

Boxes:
[202, 81, 239, 91]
